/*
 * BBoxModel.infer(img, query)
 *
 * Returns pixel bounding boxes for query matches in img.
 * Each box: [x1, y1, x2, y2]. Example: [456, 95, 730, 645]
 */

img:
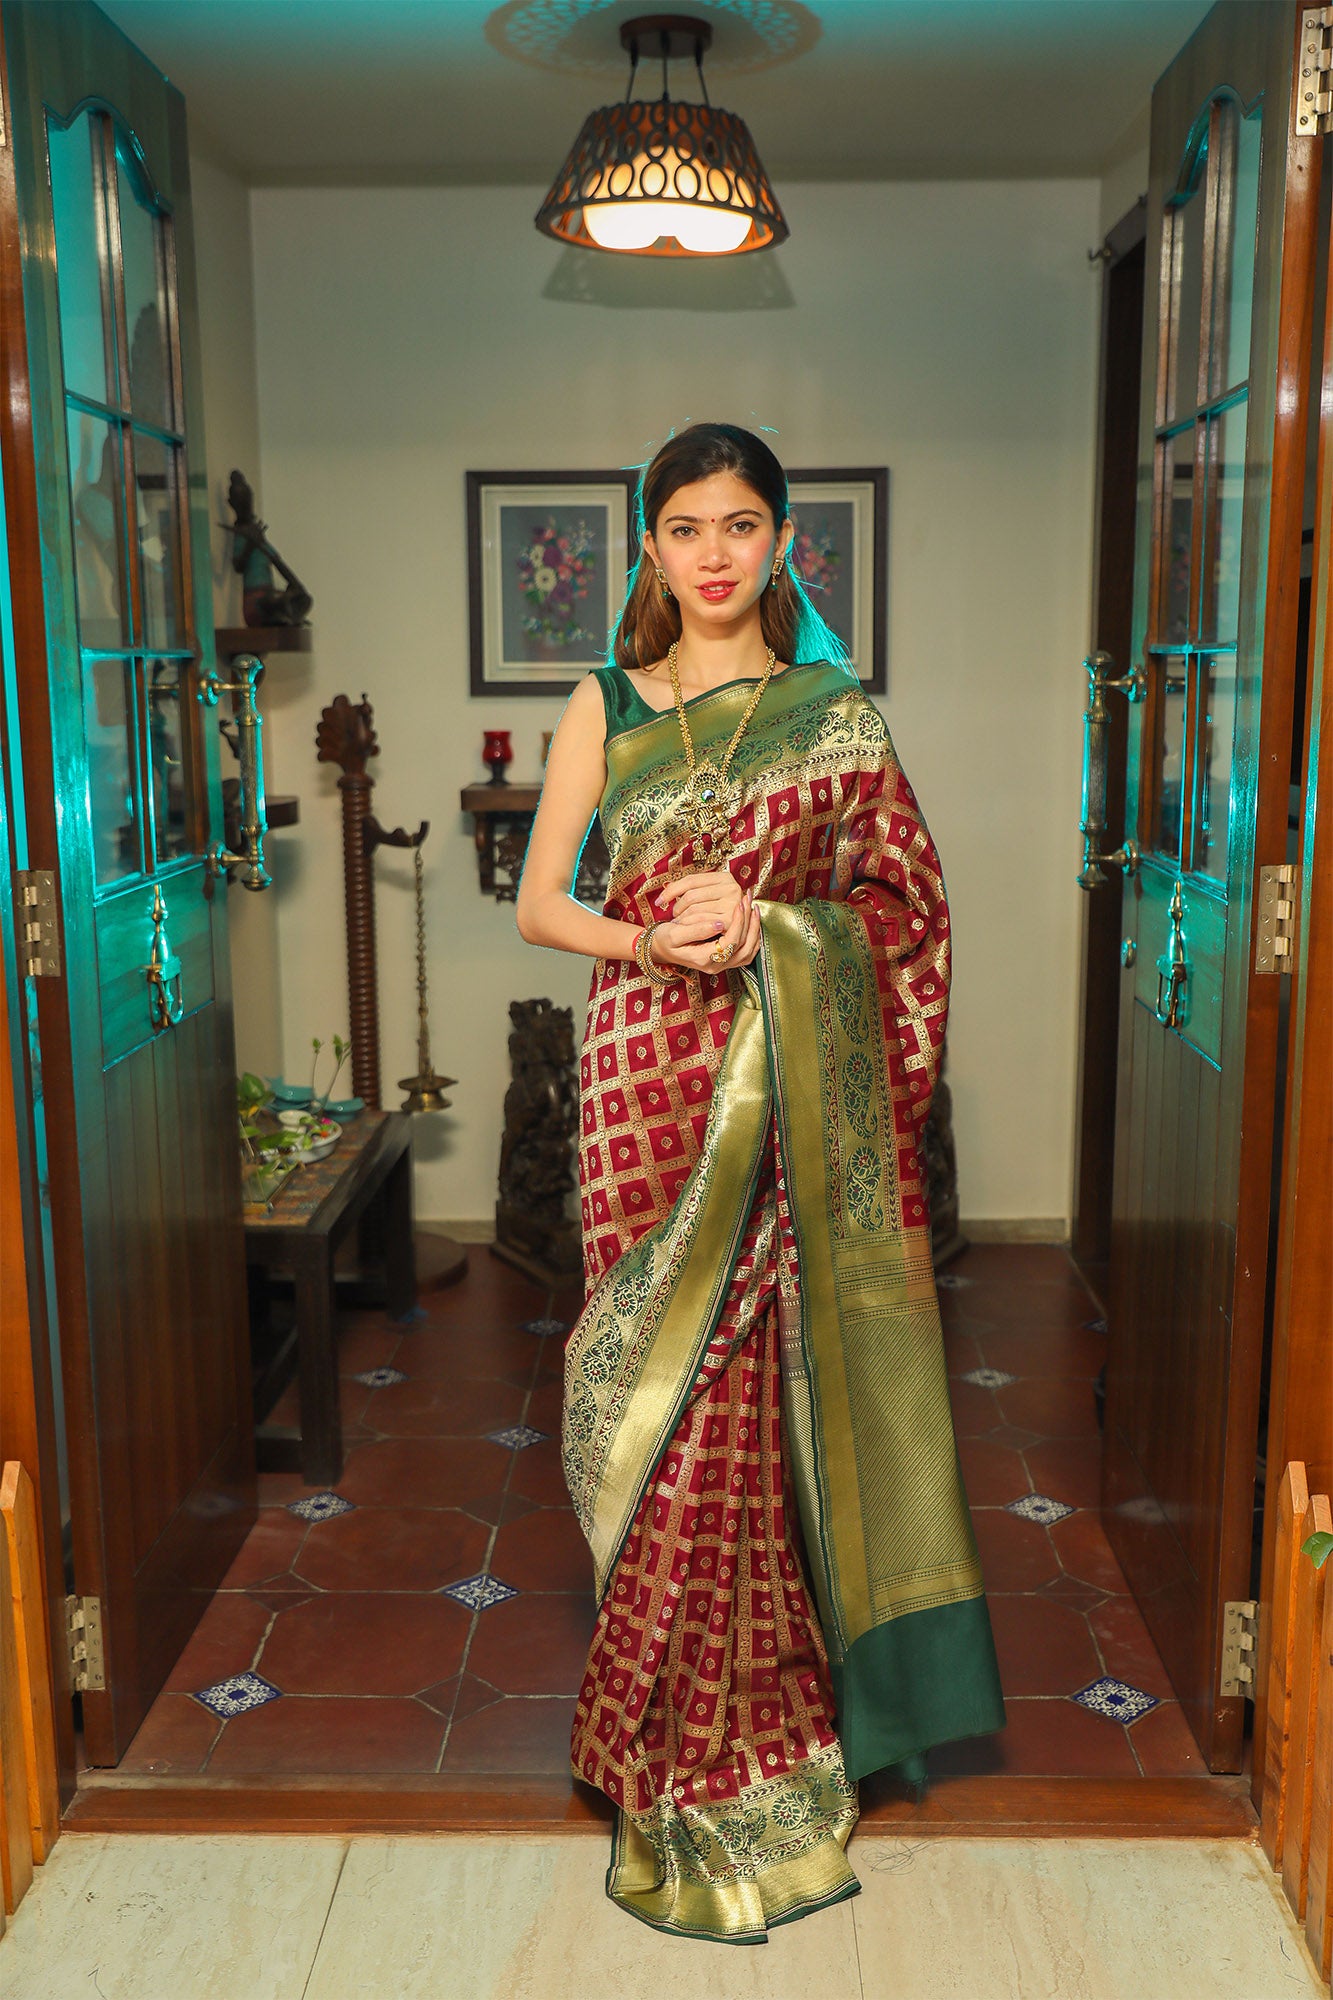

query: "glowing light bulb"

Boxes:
[583, 201, 672, 250]
[671, 205, 751, 253]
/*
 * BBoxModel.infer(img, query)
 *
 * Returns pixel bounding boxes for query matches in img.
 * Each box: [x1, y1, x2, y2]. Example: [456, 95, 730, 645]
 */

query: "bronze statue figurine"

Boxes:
[226, 469, 312, 627]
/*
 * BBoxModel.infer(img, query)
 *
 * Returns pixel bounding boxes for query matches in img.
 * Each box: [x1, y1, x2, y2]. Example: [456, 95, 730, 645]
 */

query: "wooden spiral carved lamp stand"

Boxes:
[316, 693, 466, 1288]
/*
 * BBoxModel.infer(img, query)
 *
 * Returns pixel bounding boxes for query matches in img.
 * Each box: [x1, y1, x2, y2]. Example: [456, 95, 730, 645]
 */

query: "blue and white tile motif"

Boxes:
[935, 1273, 973, 1291]
[486, 1425, 549, 1451]
[443, 1573, 519, 1612]
[192, 1671, 283, 1718]
[960, 1366, 1018, 1390]
[1006, 1493, 1076, 1526]
[521, 1316, 569, 1337]
[285, 1491, 356, 1522]
[352, 1366, 407, 1388]
[1071, 1676, 1160, 1725]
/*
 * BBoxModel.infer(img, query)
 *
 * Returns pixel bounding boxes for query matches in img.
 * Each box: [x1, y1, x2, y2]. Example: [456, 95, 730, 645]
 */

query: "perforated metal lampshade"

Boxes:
[535, 19, 787, 260]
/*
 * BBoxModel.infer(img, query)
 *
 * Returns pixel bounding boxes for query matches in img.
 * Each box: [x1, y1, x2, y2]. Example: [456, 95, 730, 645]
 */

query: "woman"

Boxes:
[516, 423, 1004, 1944]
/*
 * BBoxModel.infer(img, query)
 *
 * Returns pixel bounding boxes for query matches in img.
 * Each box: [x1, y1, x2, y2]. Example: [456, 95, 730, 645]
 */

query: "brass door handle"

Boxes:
[1154, 879, 1189, 1028]
[199, 654, 272, 890]
[144, 884, 184, 1031]
[1077, 650, 1145, 889]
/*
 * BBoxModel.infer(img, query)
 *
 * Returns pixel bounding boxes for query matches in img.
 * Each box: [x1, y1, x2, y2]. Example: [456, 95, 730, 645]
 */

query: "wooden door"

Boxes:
[1102, 0, 1318, 1770]
[1, 0, 255, 1763]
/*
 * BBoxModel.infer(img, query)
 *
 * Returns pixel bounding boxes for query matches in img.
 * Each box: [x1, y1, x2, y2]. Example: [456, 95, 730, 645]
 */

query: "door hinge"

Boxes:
[65, 1593, 106, 1693]
[1255, 863, 1299, 974]
[14, 869, 61, 978]
[1219, 1598, 1259, 1698]
[1297, 10, 1333, 136]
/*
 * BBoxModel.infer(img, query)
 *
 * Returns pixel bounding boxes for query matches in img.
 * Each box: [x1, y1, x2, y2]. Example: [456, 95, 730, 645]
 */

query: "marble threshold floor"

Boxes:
[77, 1243, 1228, 1815]
[1, 1831, 1325, 1999]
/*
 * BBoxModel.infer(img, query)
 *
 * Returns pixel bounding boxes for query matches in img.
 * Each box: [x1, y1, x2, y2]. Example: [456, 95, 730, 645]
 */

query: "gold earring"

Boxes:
[655, 565, 672, 601]
[770, 557, 786, 587]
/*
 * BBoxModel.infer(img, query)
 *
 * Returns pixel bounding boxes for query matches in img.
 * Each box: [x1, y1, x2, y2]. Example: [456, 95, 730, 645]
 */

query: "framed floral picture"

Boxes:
[466, 470, 640, 695]
[786, 468, 888, 692]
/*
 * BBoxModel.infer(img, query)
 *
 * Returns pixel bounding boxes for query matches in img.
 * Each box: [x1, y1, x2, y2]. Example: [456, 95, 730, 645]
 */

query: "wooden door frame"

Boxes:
[0, 3, 80, 1813]
[1071, 198, 1147, 1296]
[1251, 156, 1333, 1816]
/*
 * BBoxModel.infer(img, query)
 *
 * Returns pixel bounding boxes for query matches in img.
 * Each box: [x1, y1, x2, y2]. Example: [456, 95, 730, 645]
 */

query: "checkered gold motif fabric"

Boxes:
[563, 661, 1004, 1942]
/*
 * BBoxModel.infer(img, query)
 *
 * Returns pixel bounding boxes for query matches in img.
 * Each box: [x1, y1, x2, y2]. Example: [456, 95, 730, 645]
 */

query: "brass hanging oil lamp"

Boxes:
[398, 840, 455, 1113]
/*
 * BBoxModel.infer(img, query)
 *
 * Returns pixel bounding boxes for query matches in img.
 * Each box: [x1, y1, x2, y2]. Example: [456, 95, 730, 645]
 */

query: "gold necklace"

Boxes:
[668, 638, 774, 861]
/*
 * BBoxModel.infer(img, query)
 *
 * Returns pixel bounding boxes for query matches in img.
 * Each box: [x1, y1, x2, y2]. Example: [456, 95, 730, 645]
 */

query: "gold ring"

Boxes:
[710, 942, 735, 965]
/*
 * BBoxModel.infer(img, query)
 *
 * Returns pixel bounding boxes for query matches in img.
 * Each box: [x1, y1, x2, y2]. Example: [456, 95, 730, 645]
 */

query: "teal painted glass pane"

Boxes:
[1217, 106, 1261, 393]
[1156, 661, 1188, 862]
[132, 431, 185, 648]
[1201, 399, 1247, 645]
[84, 656, 140, 883]
[1196, 652, 1236, 883]
[66, 407, 128, 647]
[1158, 426, 1196, 646]
[47, 112, 112, 406]
[146, 659, 191, 863]
[1168, 160, 1207, 423]
[115, 135, 171, 428]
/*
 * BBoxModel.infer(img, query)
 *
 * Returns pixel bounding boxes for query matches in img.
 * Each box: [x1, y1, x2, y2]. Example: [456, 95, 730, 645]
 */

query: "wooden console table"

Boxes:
[243, 1110, 415, 1484]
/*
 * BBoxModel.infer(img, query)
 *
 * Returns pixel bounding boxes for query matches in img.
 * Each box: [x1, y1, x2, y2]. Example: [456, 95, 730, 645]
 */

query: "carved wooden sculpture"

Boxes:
[493, 998, 582, 1282]
[315, 694, 387, 1108]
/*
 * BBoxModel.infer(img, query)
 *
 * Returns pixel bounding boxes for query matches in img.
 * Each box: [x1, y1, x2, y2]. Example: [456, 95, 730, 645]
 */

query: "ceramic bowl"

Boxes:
[321, 1097, 364, 1123]
[269, 1077, 312, 1107]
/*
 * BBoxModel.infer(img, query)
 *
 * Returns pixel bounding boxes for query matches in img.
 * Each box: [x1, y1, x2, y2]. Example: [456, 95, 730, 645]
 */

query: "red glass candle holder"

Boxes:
[482, 728, 513, 785]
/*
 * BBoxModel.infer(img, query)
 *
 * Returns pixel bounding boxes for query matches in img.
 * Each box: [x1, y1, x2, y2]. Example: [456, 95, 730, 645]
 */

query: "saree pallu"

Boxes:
[564, 658, 1005, 1943]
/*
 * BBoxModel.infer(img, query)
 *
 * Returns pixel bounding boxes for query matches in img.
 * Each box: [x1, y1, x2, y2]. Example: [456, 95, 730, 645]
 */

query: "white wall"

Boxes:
[249, 179, 1101, 1230]
[189, 146, 285, 1080]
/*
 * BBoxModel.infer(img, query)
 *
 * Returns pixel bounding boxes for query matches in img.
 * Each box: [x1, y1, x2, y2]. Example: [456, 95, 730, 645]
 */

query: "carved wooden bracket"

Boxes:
[460, 782, 608, 905]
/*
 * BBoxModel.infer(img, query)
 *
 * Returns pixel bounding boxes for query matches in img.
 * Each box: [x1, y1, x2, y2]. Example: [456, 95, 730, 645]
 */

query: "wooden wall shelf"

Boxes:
[460, 780, 607, 904]
[215, 624, 313, 658]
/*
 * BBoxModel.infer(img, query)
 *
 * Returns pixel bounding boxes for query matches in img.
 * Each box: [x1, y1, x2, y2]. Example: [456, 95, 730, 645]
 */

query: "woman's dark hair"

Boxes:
[610, 422, 851, 674]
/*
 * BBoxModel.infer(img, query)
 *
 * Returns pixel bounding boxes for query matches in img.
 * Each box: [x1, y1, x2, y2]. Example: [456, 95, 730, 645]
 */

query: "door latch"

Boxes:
[14, 869, 61, 977]
[65, 1593, 106, 1693]
[1254, 863, 1299, 973]
[1219, 1598, 1258, 1698]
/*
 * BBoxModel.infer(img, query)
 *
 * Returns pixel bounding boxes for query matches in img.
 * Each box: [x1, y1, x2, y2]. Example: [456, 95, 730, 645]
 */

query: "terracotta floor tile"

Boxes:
[1088, 1595, 1176, 1699]
[391, 1323, 538, 1388]
[954, 1281, 1094, 1330]
[206, 1695, 446, 1775]
[166, 1592, 272, 1693]
[257, 1469, 328, 1507]
[987, 1593, 1102, 1698]
[507, 1438, 575, 1508]
[336, 1437, 511, 1509]
[951, 1245, 1081, 1286]
[1038, 1574, 1107, 1612]
[117, 1693, 220, 1775]
[524, 1379, 566, 1437]
[490, 1509, 595, 1594]
[463, 1490, 542, 1529]
[465, 1592, 595, 1697]
[971, 1508, 1061, 1592]
[247, 1584, 318, 1613]
[256, 1592, 471, 1696]
[292, 1506, 491, 1592]
[335, 1321, 404, 1377]
[987, 1423, 1045, 1452]
[956, 1436, 1032, 1508]
[979, 1325, 1108, 1380]
[441, 1695, 575, 1775]
[995, 1376, 1102, 1439]
[1049, 1509, 1130, 1595]
[359, 1374, 526, 1439]
[928, 1696, 1139, 1779]
[1023, 1438, 1104, 1511]
[217, 1508, 310, 1588]
[943, 1328, 985, 1378]
[947, 1378, 1005, 1438]
[1129, 1699, 1207, 1775]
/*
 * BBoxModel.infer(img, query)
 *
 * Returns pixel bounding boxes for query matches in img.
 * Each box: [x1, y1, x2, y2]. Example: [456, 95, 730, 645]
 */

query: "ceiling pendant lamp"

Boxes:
[535, 14, 788, 258]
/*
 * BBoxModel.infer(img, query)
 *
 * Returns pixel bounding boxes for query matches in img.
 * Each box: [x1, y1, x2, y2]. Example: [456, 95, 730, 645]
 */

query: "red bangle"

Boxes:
[627, 925, 645, 961]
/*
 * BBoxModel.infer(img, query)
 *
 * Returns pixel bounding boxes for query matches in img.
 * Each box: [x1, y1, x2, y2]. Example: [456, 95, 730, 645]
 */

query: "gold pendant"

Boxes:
[682, 760, 735, 843]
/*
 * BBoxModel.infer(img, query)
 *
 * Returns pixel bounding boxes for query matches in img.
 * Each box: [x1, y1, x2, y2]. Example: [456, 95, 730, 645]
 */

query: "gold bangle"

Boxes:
[635, 921, 674, 985]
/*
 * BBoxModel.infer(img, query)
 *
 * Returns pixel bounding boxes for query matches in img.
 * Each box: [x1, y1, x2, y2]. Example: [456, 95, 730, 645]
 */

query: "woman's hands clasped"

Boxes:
[647, 870, 761, 972]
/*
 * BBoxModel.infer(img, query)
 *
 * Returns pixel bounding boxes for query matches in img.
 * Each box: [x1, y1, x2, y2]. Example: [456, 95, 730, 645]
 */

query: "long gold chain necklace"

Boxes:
[668, 638, 774, 862]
